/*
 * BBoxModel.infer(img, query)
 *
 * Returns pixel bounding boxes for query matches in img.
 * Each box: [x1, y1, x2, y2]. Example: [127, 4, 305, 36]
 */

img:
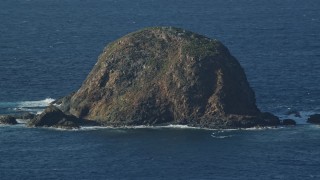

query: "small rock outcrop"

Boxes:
[27, 105, 98, 129]
[307, 114, 320, 124]
[0, 115, 18, 125]
[281, 119, 296, 126]
[49, 27, 279, 129]
[27, 105, 77, 129]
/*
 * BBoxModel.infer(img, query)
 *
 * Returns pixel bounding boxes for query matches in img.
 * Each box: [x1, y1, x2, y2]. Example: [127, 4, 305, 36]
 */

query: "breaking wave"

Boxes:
[0, 98, 55, 114]
[79, 124, 204, 131]
[277, 110, 319, 125]
[16, 98, 55, 108]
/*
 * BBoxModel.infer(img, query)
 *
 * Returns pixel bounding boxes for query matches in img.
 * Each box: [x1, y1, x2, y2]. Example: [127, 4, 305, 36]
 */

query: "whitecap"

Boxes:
[77, 124, 282, 132]
[242, 126, 280, 131]
[16, 98, 55, 114]
[0, 98, 55, 114]
[16, 98, 55, 108]
[77, 124, 211, 131]
[151, 124, 202, 130]
[79, 126, 117, 130]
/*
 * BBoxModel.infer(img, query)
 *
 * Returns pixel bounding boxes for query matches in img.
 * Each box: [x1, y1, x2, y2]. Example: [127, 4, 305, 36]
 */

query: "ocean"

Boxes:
[1, 0, 320, 179]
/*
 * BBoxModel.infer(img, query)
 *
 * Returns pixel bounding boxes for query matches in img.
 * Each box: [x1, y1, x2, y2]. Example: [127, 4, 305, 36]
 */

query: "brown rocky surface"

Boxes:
[45, 27, 279, 128]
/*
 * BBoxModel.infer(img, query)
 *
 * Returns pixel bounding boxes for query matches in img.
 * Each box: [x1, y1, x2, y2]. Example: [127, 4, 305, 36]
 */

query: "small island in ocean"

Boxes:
[1, 1, 320, 179]
[26, 27, 282, 129]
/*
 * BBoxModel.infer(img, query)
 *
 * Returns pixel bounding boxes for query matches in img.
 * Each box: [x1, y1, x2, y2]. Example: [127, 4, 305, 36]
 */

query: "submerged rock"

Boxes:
[307, 114, 320, 124]
[51, 27, 279, 129]
[0, 115, 18, 125]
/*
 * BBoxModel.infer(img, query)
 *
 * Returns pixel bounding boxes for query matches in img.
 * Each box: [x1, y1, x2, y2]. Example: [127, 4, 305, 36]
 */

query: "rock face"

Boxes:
[307, 114, 320, 124]
[0, 115, 18, 125]
[53, 27, 279, 129]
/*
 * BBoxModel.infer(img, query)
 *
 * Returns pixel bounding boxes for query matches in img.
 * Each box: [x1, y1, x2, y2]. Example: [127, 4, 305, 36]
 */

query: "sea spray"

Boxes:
[0, 98, 55, 115]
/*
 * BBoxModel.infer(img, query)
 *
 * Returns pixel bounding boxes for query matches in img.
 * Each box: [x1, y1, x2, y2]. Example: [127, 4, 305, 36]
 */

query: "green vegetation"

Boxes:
[182, 38, 220, 58]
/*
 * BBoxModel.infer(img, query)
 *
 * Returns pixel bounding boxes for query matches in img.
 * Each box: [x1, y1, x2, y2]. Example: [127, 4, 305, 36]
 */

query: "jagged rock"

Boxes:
[27, 105, 100, 129]
[282, 119, 296, 126]
[307, 114, 320, 124]
[53, 27, 280, 129]
[27, 105, 74, 128]
[0, 115, 18, 125]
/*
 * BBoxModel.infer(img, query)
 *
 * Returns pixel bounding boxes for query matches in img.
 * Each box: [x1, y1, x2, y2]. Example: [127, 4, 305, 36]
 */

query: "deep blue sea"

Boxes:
[1, 0, 320, 179]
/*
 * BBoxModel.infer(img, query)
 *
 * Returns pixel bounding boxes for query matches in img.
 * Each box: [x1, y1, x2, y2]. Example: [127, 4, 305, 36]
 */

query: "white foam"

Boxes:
[242, 126, 280, 131]
[17, 98, 55, 108]
[124, 124, 210, 130]
[211, 135, 233, 139]
[79, 126, 117, 130]
[77, 124, 282, 131]
[277, 110, 319, 125]
[0, 98, 55, 114]
[77, 124, 208, 131]
[163, 124, 202, 129]
[15, 119, 29, 124]
[139, 124, 201, 129]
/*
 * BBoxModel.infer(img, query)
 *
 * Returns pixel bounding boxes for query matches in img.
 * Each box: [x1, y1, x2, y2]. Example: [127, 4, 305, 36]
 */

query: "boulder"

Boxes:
[52, 27, 280, 129]
[27, 105, 100, 129]
[0, 115, 18, 125]
[307, 114, 320, 124]
[27, 105, 79, 129]
[281, 119, 296, 126]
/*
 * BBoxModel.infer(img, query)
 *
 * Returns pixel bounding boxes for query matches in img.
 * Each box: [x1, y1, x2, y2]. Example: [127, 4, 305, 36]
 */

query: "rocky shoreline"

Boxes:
[2, 110, 320, 129]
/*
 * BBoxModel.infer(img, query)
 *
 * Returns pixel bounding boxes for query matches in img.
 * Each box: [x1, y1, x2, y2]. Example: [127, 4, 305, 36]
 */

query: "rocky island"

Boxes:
[28, 27, 280, 129]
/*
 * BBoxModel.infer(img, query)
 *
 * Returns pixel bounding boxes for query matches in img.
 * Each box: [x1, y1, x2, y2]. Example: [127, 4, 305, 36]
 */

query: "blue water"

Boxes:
[1, 0, 320, 179]
[1, 125, 320, 179]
